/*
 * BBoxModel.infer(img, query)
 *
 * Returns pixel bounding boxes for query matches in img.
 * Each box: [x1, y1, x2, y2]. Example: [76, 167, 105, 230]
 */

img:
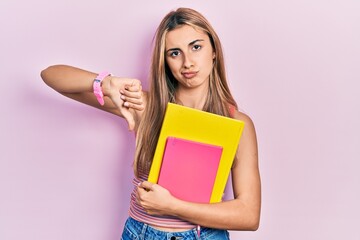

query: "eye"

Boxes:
[169, 50, 181, 57]
[192, 45, 202, 51]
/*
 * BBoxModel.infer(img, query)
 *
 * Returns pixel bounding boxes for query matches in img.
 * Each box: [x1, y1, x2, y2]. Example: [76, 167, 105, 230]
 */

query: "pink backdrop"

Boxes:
[1, 0, 359, 239]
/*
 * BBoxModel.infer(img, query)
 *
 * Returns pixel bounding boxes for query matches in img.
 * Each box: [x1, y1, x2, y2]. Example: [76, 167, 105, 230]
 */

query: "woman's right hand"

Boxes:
[41, 65, 145, 131]
[101, 76, 145, 131]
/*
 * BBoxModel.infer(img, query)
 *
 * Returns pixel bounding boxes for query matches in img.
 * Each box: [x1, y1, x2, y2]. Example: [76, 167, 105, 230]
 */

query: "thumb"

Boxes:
[110, 92, 135, 131]
[139, 181, 155, 191]
[108, 91, 135, 131]
[121, 108, 135, 131]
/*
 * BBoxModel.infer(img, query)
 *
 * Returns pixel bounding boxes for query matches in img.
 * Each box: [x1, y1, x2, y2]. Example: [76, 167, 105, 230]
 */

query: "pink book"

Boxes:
[157, 137, 223, 203]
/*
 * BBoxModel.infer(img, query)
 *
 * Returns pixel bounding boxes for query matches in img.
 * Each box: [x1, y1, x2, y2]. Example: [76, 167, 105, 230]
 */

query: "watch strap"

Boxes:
[93, 71, 110, 106]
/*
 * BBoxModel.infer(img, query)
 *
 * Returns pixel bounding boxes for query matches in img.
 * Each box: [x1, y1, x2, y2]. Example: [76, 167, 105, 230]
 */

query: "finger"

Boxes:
[124, 81, 142, 92]
[121, 93, 144, 110]
[135, 189, 140, 202]
[123, 78, 141, 88]
[140, 181, 155, 191]
[136, 186, 144, 199]
[123, 99, 145, 110]
[125, 85, 142, 92]
[120, 90, 143, 99]
[123, 102, 145, 111]
[120, 94, 143, 104]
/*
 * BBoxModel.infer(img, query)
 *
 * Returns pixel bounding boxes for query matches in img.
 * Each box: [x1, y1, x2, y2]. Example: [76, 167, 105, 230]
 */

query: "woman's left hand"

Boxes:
[136, 181, 176, 216]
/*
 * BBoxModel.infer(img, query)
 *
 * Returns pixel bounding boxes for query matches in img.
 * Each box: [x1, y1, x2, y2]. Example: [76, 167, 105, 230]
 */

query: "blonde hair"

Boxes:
[134, 8, 238, 177]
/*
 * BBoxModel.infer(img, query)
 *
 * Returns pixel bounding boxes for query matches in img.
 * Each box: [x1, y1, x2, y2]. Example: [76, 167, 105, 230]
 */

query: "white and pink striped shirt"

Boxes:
[128, 172, 197, 228]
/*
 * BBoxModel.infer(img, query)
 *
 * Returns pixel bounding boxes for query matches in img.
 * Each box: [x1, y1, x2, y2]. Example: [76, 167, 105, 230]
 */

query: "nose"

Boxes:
[183, 53, 194, 69]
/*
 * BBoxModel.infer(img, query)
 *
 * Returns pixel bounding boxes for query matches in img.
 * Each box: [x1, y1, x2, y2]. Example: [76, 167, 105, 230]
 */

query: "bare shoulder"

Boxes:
[233, 110, 256, 133]
[232, 110, 258, 168]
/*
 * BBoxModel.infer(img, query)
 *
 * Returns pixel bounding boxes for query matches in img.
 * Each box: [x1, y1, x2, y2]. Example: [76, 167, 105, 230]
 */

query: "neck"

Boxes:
[175, 84, 209, 110]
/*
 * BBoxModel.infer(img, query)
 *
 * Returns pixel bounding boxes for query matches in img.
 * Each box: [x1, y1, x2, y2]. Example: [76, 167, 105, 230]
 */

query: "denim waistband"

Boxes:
[126, 217, 199, 240]
[122, 217, 230, 240]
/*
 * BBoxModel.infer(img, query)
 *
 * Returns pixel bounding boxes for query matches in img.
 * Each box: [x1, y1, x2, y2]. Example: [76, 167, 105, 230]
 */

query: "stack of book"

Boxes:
[148, 103, 244, 203]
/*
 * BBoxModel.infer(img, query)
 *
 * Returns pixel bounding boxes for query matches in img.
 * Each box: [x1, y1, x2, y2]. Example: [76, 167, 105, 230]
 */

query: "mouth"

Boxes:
[181, 71, 198, 79]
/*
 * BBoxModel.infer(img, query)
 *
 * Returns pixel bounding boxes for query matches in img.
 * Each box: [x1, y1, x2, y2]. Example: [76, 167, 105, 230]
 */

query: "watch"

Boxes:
[93, 71, 110, 106]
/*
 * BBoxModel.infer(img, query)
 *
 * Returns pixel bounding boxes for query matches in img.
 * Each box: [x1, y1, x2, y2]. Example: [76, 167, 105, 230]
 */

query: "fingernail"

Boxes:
[120, 95, 125, 100]
[124, 102, 129, 107]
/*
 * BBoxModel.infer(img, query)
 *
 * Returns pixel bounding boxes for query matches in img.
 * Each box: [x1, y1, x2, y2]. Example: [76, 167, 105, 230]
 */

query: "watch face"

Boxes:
[93, 79, 101, 91]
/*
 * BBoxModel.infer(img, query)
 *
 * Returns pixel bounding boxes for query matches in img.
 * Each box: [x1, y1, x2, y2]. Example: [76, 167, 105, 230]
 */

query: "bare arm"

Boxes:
[137, 111, 261, 230]
[41, 65, 145, 130]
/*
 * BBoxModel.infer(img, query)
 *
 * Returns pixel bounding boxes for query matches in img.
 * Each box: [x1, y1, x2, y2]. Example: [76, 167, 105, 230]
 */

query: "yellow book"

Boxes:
[148, 103, 245, 203]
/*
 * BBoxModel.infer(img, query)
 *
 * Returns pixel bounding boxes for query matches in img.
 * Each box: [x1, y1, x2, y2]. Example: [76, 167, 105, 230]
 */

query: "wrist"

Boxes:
[93, 71, 111, 105]
[168, 196, 184, 217]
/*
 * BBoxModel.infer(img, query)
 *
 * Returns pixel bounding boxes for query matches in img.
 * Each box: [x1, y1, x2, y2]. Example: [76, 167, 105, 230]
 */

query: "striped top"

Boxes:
[128, 172, 197, 228]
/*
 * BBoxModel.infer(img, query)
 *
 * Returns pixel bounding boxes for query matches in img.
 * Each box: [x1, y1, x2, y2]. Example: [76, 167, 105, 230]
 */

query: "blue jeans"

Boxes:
[121, 217, 230, 240]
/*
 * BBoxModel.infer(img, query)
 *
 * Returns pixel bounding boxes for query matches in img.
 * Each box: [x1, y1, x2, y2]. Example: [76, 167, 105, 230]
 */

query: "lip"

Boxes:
[181, 71, 198, 79]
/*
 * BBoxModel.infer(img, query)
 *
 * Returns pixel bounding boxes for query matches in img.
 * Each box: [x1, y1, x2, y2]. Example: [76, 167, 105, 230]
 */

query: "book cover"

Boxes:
[148, 103, 245, 203]
[158, 137, 223, 203]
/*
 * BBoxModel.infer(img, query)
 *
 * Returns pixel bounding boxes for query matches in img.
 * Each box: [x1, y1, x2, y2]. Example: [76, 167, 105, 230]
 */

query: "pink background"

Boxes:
[1, 0, 359, 239]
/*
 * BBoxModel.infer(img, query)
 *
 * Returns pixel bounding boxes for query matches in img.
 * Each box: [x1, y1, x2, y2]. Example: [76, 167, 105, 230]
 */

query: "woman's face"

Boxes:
[165, 25, 215, 90]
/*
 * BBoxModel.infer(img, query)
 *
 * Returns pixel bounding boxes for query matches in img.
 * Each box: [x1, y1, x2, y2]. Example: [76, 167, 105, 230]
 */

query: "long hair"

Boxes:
[133, 8, 238, 177]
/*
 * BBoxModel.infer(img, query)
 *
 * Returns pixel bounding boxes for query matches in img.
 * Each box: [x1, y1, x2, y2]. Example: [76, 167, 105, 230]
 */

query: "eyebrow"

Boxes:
[166, 39, 204, 53]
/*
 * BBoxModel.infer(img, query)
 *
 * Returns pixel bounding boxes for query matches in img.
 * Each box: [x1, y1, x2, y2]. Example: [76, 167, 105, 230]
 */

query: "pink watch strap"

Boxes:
[93, 71, 110, 105]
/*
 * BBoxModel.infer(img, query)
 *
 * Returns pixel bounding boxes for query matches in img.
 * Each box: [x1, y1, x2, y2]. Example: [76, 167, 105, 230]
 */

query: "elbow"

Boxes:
[247, 211, 260, 231]
[243, 216, 260, 231]
[41, 65, 62, 89]
[248, 219, 260, 231]
[247, 210, 261, 231]
[40, 66, 52, 86]
[232, 211, 260, 231]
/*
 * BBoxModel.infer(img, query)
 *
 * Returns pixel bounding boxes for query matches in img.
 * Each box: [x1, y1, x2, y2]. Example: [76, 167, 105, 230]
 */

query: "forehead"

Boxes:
[165, 25, 209, 48]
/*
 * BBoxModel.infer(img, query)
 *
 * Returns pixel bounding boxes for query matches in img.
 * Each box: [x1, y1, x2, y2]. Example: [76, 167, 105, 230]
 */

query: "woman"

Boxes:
[41, 7, 260, 240]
